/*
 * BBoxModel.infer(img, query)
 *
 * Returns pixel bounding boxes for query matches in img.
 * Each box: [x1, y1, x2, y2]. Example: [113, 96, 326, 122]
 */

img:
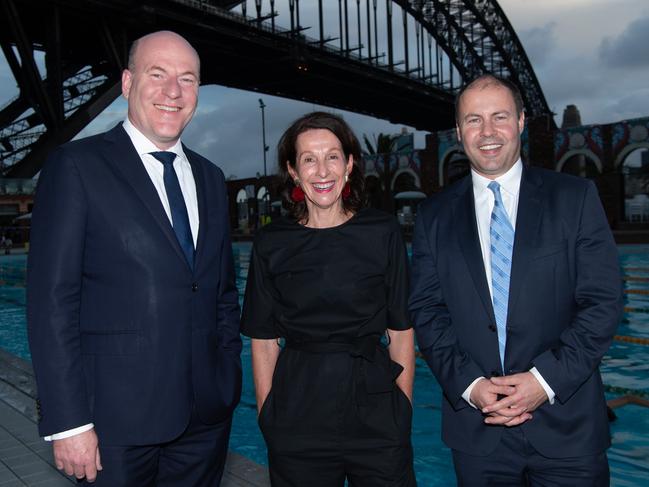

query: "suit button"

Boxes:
[488, 324, 496, 332]
[490, 370, 501, 377]
[192, 283, 198, 292]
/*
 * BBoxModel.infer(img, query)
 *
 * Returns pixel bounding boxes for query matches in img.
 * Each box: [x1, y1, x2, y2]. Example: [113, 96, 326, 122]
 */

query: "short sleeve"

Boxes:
[241, 240, 280, 339]
[386, 222, 411, 330]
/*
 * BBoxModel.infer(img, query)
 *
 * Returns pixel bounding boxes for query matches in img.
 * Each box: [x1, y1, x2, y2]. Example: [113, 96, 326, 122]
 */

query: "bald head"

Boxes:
[121, 30, 201, 149]
[128, 31, 200, 77]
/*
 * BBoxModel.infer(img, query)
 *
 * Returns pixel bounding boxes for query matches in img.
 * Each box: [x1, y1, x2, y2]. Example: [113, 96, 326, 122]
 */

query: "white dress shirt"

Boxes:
[461, 160, 555, 407]
[123, 118, 200, 247]
[45, 119, 200, 441]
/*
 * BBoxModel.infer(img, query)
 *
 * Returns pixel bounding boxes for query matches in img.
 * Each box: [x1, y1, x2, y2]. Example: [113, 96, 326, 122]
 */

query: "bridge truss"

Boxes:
[0, 0, 551, 177]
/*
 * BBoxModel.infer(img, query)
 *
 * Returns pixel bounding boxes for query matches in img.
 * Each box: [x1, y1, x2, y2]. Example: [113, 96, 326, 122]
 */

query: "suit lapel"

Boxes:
[102, 124, 190, 269]
[508, 167, 543, 316]
[453, 179, 496, 323]
[185, 146, 208, 270]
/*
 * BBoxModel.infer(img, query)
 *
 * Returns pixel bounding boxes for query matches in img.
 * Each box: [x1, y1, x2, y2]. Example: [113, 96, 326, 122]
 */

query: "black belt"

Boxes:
[285, 336, 402, 405]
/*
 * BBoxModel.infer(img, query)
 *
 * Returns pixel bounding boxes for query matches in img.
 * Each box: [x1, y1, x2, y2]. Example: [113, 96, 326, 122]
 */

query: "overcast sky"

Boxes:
[1, 0, 648, 179]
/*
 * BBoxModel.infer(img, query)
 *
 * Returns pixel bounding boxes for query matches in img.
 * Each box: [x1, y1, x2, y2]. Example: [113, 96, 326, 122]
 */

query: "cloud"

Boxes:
[181, 85, 423, 180]
[599, 86, 649, 122]
[599, 15, 649, 68]
[518, 22, 557, 66]
[531, 50, 649, 126]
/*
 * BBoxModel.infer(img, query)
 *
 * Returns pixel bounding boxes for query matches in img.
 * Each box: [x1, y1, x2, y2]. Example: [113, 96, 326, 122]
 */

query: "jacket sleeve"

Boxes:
[27, 147, 92, 436]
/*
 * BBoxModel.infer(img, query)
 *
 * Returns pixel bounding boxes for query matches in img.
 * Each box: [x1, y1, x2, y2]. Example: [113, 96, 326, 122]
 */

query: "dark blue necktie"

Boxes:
[150, 151, 194, 269]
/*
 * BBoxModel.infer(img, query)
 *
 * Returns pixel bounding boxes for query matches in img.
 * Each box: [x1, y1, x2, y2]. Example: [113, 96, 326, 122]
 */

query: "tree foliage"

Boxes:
[362, 133, 398, 156]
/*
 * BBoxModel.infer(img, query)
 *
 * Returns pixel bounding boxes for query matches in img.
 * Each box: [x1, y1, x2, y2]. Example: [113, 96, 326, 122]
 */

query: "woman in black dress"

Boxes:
[241, 112, 416, 486]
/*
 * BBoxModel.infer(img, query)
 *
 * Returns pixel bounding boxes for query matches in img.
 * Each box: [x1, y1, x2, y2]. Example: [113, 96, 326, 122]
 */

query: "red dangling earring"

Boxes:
[342, 182, 351, 199]
[291, 182, 305, 202]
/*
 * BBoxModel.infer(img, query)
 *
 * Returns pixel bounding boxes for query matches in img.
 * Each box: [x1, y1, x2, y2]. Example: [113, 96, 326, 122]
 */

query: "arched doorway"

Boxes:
[556, 151, 601, 179]
[365, 174, 384, 209]
[619, 147, 649, 222]
[236, 188, 248, 229]
[443, 150, 470, 186]
[391, 169, 420, 194]
[257, 186, 270, 225]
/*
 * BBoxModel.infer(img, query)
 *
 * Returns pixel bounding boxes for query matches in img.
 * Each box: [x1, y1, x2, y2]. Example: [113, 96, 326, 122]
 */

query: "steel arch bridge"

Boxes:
[0, 0, 551, 177]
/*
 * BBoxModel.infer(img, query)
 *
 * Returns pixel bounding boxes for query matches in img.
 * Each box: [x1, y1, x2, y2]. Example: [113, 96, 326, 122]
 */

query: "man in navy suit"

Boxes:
[409, 74, 622, 485]
[27, 31, 242, 485]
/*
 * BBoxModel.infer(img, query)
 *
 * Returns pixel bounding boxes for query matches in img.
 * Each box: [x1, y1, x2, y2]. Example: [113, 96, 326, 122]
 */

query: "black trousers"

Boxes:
[452, 427, 609, 487]
[85, 408, 232, 487]
[259, 347, 417, 487]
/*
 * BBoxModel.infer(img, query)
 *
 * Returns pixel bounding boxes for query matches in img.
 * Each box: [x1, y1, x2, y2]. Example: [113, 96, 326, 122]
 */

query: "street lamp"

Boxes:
[258, 98, 268, 179]
[258, 98, 269, 223]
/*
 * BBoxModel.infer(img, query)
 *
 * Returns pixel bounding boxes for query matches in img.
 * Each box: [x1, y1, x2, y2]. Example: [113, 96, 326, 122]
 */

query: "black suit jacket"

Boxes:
[409, 166, 622, 458]
[27, 124, 242, 445]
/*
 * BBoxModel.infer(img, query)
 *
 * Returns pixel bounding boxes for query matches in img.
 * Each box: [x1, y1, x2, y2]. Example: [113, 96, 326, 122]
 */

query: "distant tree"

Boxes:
[362, 133, 398, 156]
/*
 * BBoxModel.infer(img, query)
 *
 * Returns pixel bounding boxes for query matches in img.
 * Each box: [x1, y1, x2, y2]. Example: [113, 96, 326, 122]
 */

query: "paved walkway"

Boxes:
[0, 348, 269, 486]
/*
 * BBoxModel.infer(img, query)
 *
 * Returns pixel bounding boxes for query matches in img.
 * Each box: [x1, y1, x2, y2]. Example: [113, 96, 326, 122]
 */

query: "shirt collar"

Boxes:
[122, 117, 185, 159]
[471, 159, 523, 198]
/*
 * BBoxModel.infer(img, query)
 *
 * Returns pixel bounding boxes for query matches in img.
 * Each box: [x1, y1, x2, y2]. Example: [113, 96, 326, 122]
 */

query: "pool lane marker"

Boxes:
[607, 394, 649, 409]
[614, 334, 649, 345]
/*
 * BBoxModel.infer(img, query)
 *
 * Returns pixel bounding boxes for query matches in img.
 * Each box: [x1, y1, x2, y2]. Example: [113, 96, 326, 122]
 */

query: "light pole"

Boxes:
[258, 98, 268, 180]
[258, 98, 269, 223]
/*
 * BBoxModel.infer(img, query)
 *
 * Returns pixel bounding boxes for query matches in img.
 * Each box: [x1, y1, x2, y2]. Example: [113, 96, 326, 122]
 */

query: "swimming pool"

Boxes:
[1, 244, 648, 485]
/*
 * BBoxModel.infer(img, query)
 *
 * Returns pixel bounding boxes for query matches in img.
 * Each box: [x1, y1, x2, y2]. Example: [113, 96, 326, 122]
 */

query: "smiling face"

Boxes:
[122, 31, 200, 149]
[456, 82, 524, 179]
[287, 128, 354, 215]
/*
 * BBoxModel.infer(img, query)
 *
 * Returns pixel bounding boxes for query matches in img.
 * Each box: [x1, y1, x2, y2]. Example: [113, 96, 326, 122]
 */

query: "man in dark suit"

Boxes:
[27, 31, 242, 485]
[409, 74, 622, 485]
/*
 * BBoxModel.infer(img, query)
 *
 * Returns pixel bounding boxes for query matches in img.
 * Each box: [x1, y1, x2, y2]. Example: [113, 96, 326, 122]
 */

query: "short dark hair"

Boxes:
[277, 111, 366, 223]
[455, 74, 524, 124]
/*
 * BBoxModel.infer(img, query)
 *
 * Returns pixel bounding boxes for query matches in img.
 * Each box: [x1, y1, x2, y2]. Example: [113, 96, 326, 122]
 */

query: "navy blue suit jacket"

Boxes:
[409, 166, 622, 458]
[27, 124, 242, 445]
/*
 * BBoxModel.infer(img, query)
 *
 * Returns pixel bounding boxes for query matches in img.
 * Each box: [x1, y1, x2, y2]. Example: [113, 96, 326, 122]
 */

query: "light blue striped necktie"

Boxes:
[488, 181, 514, 370]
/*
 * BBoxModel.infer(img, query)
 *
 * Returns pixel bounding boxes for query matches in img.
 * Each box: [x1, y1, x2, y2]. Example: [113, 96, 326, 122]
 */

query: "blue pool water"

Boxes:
[2, 244, 649, 485]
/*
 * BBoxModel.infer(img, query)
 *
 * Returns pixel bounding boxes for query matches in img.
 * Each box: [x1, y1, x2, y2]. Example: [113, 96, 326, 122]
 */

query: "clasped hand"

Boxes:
[469, 372, 548, 427]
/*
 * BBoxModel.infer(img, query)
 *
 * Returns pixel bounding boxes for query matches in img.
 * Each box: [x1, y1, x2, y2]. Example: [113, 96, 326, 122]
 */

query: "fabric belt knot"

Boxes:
[285, 336, 402, 406]
[349, 335, 379, 362]
[488, 180, 514, 371]
[150, 151, 194, 269]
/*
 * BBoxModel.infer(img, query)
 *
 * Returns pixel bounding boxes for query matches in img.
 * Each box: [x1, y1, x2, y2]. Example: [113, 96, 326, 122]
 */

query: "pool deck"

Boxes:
[0, 348, 270, 486]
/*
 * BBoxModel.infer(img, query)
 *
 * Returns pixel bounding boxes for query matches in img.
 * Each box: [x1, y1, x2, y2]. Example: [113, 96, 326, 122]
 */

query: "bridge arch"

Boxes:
[0, 0, 551, 177]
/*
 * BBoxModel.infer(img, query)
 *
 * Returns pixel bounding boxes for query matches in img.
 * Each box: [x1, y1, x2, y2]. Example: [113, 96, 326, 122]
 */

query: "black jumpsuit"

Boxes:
[241, 209, 416, 487]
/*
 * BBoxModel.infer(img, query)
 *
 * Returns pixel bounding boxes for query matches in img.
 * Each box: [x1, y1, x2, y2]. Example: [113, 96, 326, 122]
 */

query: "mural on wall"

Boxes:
[360, 151, 423, 183]
[554, 124, 604, 163]
[612, 117, 649, 165]
[437, 128, 459, 163]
